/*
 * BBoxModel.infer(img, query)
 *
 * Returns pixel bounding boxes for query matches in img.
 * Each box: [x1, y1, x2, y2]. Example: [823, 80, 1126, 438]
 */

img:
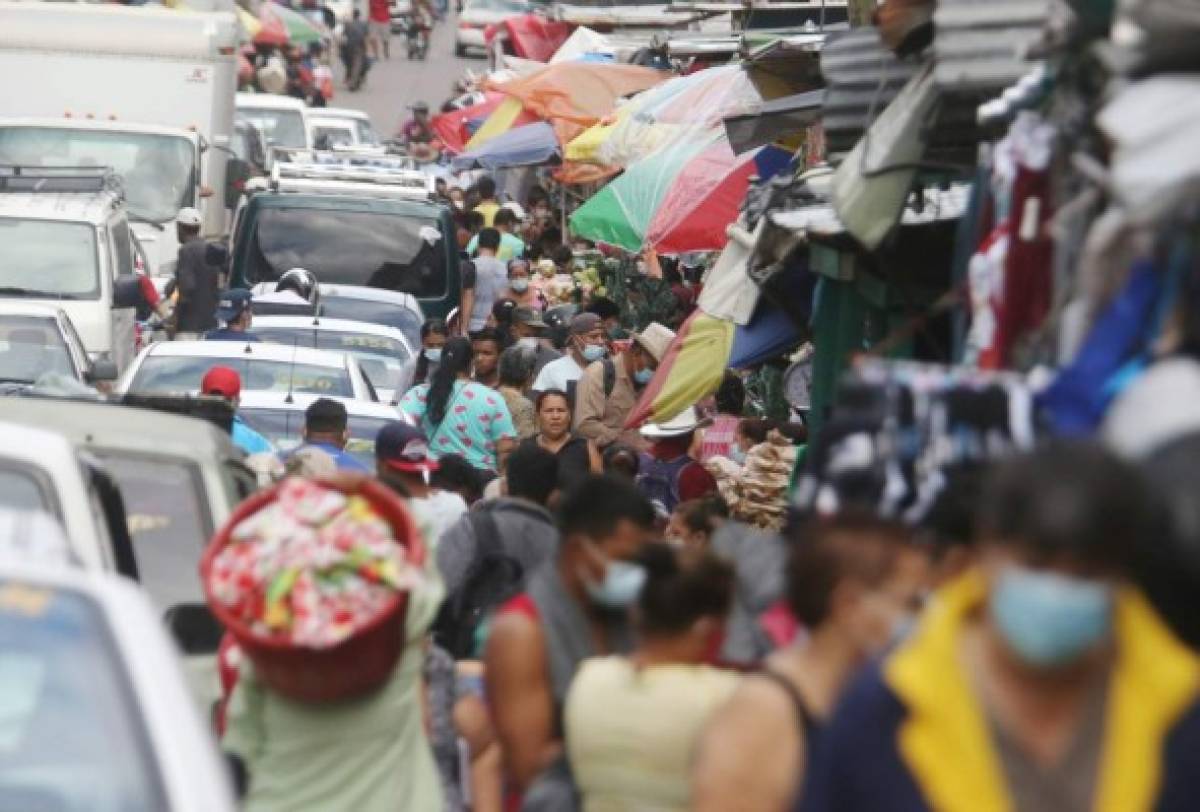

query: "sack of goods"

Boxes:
[202, 476, 426, 703]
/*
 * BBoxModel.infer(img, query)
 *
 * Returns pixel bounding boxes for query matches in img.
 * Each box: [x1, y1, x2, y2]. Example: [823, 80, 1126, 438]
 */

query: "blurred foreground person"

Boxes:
[283, 398, 368, 472]
[201, 365, 273, 455]
[692, 514, 925, 812]
[375, 421, 467, 546]
[485, 476, 656, 805]
[802, 442, 1200, 812]
[567, 544, 737, 812]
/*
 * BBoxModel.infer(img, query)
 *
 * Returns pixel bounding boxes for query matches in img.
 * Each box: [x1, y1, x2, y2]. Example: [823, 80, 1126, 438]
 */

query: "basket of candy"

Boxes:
[200, 475, 425, 703]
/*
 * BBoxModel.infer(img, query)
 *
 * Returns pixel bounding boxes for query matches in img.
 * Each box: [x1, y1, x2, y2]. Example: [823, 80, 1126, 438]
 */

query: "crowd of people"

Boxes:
[182, 163, 1200, 812]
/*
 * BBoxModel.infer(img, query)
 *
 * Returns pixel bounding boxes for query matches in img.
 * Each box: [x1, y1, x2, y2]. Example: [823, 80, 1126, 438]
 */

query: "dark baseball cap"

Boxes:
[216, 289, 253, 323]
[376, 421, 438, 473]
[513, 306, 547, 330]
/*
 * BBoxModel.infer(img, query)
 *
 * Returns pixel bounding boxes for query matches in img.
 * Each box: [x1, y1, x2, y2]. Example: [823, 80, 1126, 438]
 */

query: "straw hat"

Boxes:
[631, 322, 675, 364]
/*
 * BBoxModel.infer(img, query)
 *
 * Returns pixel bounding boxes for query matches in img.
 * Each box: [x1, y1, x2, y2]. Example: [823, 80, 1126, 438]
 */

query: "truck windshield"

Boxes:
[0, 219, 99, 300]
[248, 207, 448, 298]
[237, 107, 307, 149]
[0, 127, 195, 225]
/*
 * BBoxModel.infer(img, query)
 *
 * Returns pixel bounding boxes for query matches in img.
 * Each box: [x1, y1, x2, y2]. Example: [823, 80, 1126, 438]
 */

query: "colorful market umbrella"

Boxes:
[465, 96, 535, 150]
[254, 3, 290, 46]
[236, 5, 262, 39]
[487, 14, 575, 62]
[570, 132, 791, 253]
[272, 4, 324, 45]
[451, 121, 560, 171]
[626, 304, 804, 428]
[432, 94, 508, 154]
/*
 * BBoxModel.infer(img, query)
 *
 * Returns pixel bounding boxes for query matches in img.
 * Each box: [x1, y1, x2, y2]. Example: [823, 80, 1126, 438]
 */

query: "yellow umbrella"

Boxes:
[465, 97, 529, 151]
[566, 107, 629, 164]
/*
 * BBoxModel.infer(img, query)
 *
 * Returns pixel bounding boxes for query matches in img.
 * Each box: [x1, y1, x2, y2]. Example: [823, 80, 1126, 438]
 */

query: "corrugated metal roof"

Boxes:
[819, 27, 920, 160]
[933, 0, 1049, 92]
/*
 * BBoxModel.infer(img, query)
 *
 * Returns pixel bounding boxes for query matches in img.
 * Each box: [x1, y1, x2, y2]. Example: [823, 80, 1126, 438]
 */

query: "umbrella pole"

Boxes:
[561, 183, 569, 243]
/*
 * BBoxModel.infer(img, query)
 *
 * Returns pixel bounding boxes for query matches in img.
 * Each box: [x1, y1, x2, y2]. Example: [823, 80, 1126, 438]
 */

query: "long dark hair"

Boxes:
[413, 318, 449, 386]
[428, 336, 473, 426]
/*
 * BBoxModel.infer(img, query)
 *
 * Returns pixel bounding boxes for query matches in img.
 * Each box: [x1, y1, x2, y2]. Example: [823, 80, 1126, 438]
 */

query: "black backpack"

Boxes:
[564, 357, 616, 411]
[433, 507, 525, 659]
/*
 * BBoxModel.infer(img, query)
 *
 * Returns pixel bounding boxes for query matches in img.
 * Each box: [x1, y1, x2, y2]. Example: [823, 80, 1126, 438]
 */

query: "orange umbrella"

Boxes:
[491, 62, 668, 145]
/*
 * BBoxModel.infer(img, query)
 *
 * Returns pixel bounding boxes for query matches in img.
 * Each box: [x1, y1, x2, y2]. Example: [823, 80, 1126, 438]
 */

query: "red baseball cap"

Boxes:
[202, 365, 241, 400]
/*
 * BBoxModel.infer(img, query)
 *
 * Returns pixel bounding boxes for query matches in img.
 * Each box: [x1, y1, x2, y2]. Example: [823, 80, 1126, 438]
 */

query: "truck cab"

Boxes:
[0, 118, 204, 277]
[0, 167, 142, 373]
[229, 155, 462, 319]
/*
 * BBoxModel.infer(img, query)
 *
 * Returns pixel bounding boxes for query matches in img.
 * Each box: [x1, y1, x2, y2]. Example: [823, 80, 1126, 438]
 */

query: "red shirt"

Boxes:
[369, 0, 389, 22]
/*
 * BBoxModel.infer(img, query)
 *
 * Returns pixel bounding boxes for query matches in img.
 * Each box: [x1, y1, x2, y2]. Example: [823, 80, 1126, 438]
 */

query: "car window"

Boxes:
[242, 410, 390, 468]
[355, 119, 380, 146]
[318, 297, 424, 348]
[0, 465, 51, 513]
[256, 328, 411, 391]
[94, 453, 210, 611]
[0, 315, 76, 384]
[0, 581, 167, 808]
[0, 219, 100, 300]
[129, 355, 354, 398]
[247, 207, 448, 299]
[237, 108, 307, 149]
[111, 219, 134, 277]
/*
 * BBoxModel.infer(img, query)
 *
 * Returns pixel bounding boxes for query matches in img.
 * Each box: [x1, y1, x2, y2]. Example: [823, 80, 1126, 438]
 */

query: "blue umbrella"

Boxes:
[451, 121, 560, 172]
[729, 302, 804, 369]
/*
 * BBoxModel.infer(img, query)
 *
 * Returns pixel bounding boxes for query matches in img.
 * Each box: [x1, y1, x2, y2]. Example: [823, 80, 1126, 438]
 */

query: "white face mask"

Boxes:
[511, 278, 530, 293]
[518, 337, 539, 351]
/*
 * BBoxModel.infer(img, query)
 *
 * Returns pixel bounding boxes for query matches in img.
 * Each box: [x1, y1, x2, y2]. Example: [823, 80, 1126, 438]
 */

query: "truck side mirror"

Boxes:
[112, 276, 142, 310]
[164, 603, 224, 655]
[87, 358, 119, 383]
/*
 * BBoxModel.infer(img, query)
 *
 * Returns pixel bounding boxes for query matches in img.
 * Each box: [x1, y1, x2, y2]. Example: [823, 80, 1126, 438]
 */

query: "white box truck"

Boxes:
[0, 1, 239, 276]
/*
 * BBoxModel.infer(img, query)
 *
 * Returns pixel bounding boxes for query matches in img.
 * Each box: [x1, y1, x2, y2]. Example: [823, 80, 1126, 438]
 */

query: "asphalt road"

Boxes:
[339, 11, 484, 138]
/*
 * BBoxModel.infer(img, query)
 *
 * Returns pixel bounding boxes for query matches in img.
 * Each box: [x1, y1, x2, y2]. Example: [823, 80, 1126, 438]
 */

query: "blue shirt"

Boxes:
[281, 441, 369, 472]
[205, 327, 261, 342]
[232, 415, 274, 455]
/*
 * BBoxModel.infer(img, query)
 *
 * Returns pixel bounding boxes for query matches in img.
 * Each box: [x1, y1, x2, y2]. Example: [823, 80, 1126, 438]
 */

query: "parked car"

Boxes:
[251, 283, 425, 349]
[238, 391, 403, 468]
[116, 340, 379, 402]
[253, 315, 415, 402]
[306, 107, 381, 146]
[0, 302, 115, 389]
[235, 92, 311, 151]
[456, 0, 532, 56]
[0, 560, 236, 811]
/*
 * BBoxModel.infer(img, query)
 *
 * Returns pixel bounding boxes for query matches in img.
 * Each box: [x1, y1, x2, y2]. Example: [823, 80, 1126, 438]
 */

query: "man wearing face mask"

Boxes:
[484, 475, 656, 804]
[510, 306, 561, 377]
[801, 441, 1200, 812]
[574, 321, 674, 452]
[532, 313, 607, 400]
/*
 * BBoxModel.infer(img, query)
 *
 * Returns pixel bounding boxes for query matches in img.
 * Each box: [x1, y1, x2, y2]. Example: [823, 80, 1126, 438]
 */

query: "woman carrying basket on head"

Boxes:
[399, 336, 519, 474]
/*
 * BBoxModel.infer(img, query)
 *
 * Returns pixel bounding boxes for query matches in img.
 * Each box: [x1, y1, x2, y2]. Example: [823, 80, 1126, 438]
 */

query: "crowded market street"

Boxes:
[2, 0, 1200, 810]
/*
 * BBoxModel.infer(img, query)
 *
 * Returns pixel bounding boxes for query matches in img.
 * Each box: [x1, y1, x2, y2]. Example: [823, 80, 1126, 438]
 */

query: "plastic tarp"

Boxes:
[488, 15, 575, 63]
[452, 121, 560, 171]
[729, 303, 803, 368]
[698, 219, 763, 325]
[490, 61, 669, 144]
[550, 26, 610, 63]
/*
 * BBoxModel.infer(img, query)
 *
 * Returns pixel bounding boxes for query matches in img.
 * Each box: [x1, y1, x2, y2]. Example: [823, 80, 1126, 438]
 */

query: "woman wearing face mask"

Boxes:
[800, 441, 1200, 812]
[399, 336, 518, 473]
[566, 544, 738, 812]
[397, 318, 448, 398]
[692, 512, 927, 812]
[522, 389, 602, 492]
[502, 259, 542, 312]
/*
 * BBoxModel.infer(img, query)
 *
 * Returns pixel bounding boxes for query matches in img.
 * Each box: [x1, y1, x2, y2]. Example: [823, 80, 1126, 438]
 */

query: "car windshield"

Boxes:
[319, 297, 424, 348]
[0, 581, 166, 808]
[0, 220, 100, 301]
[0, 315, 76, 383]
[247, 207, 448, 299]
[312, 125, 354, 148]
[237, 107, 307, 149]
[129, 354, 354, 398]
[94, 453, 210, 611]
[0, 127, 195, 224]
[240, 409, 391, 467]
[255, 328, 411, 393]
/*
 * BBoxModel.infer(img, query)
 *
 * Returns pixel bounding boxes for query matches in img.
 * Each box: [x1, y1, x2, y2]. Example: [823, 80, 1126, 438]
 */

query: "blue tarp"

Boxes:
[730, 303, 803, 369]
[450, 121, 560, 172]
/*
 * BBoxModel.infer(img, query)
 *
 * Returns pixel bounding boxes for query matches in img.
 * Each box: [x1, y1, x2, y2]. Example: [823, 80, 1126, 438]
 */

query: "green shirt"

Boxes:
[467, 231, 526, 262]
[223, 557, 447, 812]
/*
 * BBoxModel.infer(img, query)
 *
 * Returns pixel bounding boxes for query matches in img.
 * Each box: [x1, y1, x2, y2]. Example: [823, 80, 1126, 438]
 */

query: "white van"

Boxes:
[235, 92, 312, 152]
[306, 107, 382, 147]
[0, 167, 142, 372]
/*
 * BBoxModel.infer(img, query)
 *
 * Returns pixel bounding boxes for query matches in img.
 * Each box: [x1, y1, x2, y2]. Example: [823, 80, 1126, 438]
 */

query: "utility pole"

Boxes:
[847, 0, 875, 26]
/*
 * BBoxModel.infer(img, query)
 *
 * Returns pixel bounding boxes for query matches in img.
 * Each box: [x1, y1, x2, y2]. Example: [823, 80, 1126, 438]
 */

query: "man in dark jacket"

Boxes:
[172, 207, 221, 339]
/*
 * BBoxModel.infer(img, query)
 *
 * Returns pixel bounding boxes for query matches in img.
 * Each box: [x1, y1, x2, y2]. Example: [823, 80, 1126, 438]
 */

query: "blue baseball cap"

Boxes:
[216, 289, 253, 324]
[376, 421, 437, 473]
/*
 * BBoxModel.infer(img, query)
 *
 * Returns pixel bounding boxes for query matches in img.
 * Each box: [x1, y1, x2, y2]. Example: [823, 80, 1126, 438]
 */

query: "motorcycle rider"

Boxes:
[401, 101, 439, 162]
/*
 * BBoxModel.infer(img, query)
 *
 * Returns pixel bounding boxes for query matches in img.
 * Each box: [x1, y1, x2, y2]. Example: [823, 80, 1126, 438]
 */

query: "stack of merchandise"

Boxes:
[708, 430, 799, 530]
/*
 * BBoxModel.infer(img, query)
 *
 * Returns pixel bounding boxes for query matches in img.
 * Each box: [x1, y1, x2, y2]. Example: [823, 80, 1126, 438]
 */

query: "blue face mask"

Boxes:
[511, 278, 530, 293]
[990, 566, 1112, 668]
[633, 367, 654, 386]
[581, 343, 606, 362]
[585, 559, 647, 609]
[424, 348, 442, 363]
[729, 446, 747, 465]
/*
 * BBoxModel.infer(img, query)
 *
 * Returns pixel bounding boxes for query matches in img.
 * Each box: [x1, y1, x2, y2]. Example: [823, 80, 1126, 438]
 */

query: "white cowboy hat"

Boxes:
[640, 406, 709, 439]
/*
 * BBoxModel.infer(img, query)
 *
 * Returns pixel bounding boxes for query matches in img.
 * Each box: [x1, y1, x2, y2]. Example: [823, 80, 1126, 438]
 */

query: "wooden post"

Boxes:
[847, 0, 875, 26]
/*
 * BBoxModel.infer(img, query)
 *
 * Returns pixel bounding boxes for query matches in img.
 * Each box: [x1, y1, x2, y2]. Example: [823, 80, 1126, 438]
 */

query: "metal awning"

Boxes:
[723, 89, 825, 153]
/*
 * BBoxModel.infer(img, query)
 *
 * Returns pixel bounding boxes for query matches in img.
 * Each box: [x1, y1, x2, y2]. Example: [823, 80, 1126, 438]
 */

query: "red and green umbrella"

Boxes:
[258, 2, 324, 47]
[570, 132, 791, 253]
